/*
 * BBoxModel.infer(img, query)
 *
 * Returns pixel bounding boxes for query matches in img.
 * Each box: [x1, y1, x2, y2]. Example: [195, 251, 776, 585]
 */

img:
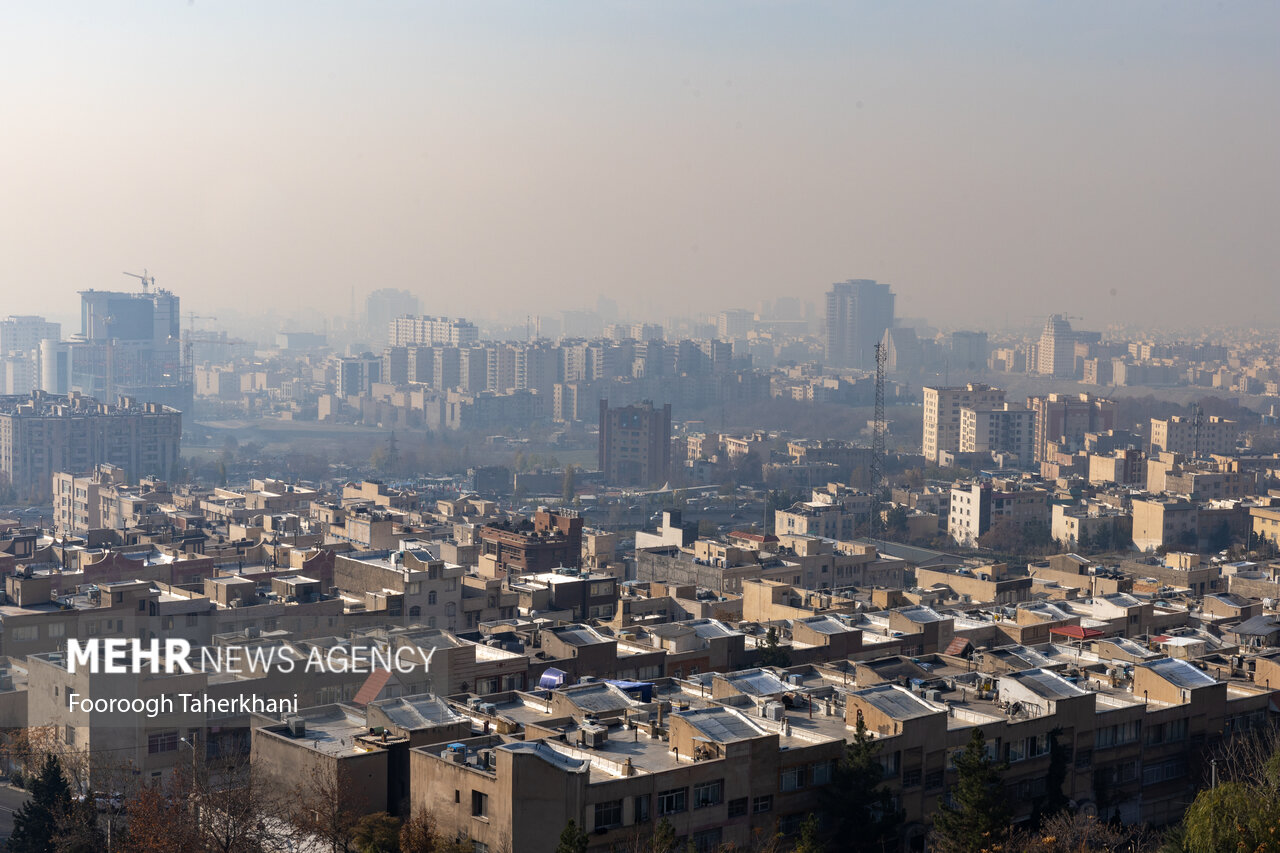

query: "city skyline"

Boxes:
[2, 2, 1277, 330]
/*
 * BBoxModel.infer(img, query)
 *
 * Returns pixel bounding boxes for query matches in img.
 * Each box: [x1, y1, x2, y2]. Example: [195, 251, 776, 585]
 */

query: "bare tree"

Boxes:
[290, 761, 360, 853]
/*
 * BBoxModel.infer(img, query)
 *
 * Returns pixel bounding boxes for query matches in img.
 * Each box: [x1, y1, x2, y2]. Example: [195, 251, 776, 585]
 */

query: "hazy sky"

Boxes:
[2, 2, 1277, 332]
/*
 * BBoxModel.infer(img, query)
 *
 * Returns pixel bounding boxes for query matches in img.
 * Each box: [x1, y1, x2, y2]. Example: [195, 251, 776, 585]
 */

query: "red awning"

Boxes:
[1052, 625, 1105, 640]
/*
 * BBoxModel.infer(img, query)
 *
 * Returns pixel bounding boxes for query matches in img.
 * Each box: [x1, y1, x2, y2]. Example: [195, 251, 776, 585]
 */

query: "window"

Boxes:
[594, 800, 622, 829]
[47, 623, 66, 639]
[902, 767, 922, 788]
[925, 769, 945, 791]
[407, 582, 421, 595]
[473, 843, 488, 853]
[9, 626, 37, 642]
[809, 760, 833, 786]
[693, 779, 723, 808]
[446, 602, 456, 617]
[658, 788, 687, 816]
[471, 790, 487, 818]
[64, 725, 75, 746]
[692, 828, 722, 853]
[162, 616, 174, 630]
[779, 814, 806, 835]
[409, 606, 421, 622]
[780, 766, 806, 792]
[634, 795, 650, 824]
[147, 731, 178, 754]
[727, 798, 748, 818]
[429, 591, 438, 605]
[752, 795, 773, 814]
[1143, 757, 1188, 787]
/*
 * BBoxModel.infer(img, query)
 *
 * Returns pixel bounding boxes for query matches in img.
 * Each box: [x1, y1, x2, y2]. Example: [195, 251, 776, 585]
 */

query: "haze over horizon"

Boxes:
[3, 2, 1277, 332]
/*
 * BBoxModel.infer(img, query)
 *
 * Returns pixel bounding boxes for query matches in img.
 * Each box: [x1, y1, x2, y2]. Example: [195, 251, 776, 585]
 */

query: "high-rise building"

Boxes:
[337, 356, 382, 398]
[0, 392, 181, 500]
[598, 400, 672, 487]
[66, 287, 188, 410]
[387, 315, 479, 348]
[0, 315, 61, 393]
[949, 331, 989, 373]
[1036, 315, 1076, 378]
[824, 279, 895, 369]
[1028, 392, 1116, 462]
[365, 289, 420, 341]
[922, 384, 1006, 464]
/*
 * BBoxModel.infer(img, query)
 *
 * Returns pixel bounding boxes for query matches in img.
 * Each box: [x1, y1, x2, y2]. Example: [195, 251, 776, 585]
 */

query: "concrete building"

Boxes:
[1035, 314, 1076, 377]
[959, 403, 1034, 467]
[479, 510, 584, 576]
[0, 392, 181, 501]
[922, 384, 1006, 465]
[1028, 393, 1116, 463]
[1150, 415, 1239, 457]
[387, 315, 479, 348]
[825, 279, 895, 370]
[598, 400, 672, 488]
[948, 481, 1051, 547]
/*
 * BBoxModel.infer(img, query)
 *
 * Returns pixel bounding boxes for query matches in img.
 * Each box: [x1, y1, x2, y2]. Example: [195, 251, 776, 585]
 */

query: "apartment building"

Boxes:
[411, 703, 843, 853]
[922, 384, 1006, 465]
[1027, 393, 1116, 464]
[1150, 415, 1239, 457]
[0, 392, 181, 500]
[387, 315, 479, 348]
[947, 481, 1051, 547]
[599, 400, 673, 487]
[959, 403, 1034, 467]
[478, 510, 584, 575]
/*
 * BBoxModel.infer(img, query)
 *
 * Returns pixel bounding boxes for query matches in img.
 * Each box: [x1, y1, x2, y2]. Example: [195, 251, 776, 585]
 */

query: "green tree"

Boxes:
[352, 812, 402, 853]
[9, 754, 71, 853]
[793, 812, 826, 853]
[1030, 728, 1070, 828]
[886, 504, 910, 537]
[821, 714, 902, 852]
[930, 728, 1010, 853]
[554, 819, 588, 853]
[1182, 781, 1280, 853]
[758, 626, 791, 668]
[650, 818, 677, 853]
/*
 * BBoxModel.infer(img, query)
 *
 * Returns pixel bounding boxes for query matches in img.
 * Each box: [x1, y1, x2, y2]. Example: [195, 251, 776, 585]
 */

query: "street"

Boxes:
[0, 784, 30, 840]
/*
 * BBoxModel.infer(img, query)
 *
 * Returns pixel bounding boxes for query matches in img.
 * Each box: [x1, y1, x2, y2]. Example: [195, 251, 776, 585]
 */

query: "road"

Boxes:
[0, 784, 30, 840]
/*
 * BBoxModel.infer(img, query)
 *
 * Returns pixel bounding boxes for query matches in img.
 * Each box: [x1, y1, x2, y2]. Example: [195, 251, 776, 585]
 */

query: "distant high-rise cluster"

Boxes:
[0, 315, 61, 394]
[824, 279, 894, 369]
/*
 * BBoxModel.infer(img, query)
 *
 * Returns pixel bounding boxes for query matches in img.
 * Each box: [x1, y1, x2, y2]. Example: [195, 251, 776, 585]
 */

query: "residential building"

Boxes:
[0, 392, 181, 500]
[959, 403, 1034, 467]
[1150, 415, 1239, 457]
[598, 400, 672, 487]
[922, 384, 1006, 465]
[1028, 393, 1116, 463]
[387, 315, 479, 348]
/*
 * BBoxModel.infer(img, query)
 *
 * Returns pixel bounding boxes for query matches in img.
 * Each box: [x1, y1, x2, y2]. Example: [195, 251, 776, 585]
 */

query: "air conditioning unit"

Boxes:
[763, 702, 784, 721]
[580, 723, 609, 749]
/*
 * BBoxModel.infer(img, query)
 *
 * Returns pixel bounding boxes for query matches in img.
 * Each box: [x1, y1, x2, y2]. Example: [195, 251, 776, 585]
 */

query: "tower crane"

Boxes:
[122, 270, 155, 293]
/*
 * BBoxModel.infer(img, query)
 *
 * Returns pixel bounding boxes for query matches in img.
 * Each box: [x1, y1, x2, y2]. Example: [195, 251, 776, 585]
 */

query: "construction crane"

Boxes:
[122, 269, 155, 293]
